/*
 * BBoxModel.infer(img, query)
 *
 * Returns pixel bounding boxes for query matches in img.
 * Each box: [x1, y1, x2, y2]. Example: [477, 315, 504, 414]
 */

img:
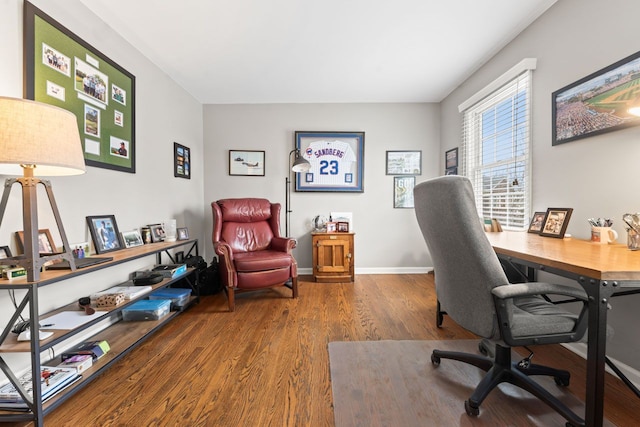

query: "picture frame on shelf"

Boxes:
[337, 222, 349, 232]
[539, 208, 573, 238]
[0, 246, 12, 259]
[229, 150, 265, 176]
[394, 176, 415, 208]
[16, 229, 57, 255]
[174, 142, 191, 179]
[552, 49, 640, 145]
[528, 211, 547, 234]
[385, 150, 421, 175]
[121, 230, 144, 248]
[295, 131, 365, 192]
[24, 2, 136, 173]
[330, 212, 353, 232]
[86, 215, 123, 254]
[149, 224, 166, 242]
[177, 227, 189, 241]
[326, 222, 337, 233]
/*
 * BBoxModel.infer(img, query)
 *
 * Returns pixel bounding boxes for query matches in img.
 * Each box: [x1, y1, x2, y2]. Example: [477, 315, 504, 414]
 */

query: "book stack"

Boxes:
[0, 366, 80, 409]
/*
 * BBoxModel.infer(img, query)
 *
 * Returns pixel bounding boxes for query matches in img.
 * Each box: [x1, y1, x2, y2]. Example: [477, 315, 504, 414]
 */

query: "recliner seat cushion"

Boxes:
[234, 250, 294, 272]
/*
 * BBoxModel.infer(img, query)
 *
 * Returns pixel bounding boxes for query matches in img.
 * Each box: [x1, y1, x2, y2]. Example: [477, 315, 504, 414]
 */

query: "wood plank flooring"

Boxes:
[33, 274, 640, 426]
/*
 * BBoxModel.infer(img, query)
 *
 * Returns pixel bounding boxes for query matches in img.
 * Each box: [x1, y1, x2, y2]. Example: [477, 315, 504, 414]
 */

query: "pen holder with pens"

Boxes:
[623, 213, 640, 250]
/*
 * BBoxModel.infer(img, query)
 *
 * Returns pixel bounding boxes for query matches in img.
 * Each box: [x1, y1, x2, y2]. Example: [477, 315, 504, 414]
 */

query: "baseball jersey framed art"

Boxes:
[295, 131, 364, 192]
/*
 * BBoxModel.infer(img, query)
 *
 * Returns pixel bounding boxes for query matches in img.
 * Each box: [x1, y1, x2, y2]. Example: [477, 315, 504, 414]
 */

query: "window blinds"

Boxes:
[461, 69, 532, 230]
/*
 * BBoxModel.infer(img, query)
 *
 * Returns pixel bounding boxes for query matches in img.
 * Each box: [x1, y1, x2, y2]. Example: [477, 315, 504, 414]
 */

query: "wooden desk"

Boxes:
[486, 231, 640, 427]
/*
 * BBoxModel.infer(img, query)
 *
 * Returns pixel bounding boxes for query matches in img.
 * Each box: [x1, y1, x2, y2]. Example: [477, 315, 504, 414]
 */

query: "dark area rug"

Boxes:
[329, 339, 614, 426]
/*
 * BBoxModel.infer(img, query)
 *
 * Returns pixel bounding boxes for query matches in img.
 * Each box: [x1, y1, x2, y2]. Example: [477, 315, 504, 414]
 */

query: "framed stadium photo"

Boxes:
[295, 131, 365, 192]
[552, 49, 640, 145]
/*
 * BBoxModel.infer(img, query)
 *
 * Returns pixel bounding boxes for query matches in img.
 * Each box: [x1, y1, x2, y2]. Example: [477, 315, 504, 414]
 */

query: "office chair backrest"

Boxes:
[413, 175, 509, 339]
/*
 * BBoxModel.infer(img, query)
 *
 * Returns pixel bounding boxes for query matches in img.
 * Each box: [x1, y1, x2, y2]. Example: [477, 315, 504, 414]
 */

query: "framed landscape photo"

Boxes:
[86, 215, 123, 254]
[552, 49, 640, 145]
[394, 176, 415, 209]
[229, 150, 265, 176]
[24, 1, 136, 173]
[121, 230, 144, 248]
[174, 142, 191, 179]
[385, 150, 421, 175]
[539, 208, 573, 238]
[295, 131, 365, 192]
[528, 211, 547, 233]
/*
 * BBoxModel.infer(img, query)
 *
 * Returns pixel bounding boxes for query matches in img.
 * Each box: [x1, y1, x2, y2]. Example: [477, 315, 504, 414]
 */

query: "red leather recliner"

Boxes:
[212, 198, 299, 311]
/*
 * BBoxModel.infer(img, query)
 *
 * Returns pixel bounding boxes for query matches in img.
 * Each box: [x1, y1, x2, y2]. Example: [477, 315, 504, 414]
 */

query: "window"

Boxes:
[459, 59, 535, 230]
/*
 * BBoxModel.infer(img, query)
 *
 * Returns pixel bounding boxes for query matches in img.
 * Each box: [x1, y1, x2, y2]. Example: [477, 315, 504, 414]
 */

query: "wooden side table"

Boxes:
[311, 232, 354, 282]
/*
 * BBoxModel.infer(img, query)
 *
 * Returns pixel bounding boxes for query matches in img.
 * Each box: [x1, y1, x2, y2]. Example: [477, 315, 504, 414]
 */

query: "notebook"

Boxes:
[46, 257, 113, 270]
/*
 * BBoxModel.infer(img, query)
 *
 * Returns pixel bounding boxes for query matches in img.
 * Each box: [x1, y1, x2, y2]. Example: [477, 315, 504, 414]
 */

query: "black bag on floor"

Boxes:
[180, 255, 221, 295]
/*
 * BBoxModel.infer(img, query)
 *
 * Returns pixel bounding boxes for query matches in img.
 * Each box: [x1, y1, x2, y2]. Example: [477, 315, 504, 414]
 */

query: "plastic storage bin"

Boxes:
[148, 288, 192, 310]
[122, 299, 171, 321]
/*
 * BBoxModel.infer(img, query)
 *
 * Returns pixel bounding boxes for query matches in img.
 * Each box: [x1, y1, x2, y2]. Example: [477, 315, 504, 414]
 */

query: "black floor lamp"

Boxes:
[0, 97, 86, 282]
[285, 149, 311, 237]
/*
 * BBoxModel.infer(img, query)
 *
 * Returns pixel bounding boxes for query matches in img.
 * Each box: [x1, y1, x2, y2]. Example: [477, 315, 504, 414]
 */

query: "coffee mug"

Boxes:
[591, 226, 618, 244]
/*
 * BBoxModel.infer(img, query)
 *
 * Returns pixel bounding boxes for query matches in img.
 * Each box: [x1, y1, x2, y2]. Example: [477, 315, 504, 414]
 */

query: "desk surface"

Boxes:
[486, 231, 640, 282]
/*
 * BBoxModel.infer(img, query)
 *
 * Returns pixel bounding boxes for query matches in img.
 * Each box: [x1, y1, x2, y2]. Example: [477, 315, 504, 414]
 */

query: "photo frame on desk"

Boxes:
[528, 211, 547, 234]
[86, 215, 123, 254]
[539, 208, 573, 238]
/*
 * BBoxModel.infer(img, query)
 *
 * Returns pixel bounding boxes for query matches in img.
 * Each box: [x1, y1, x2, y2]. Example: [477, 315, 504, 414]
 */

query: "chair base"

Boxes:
[225, 276, 298, 311]
[431, 343, 584, 427]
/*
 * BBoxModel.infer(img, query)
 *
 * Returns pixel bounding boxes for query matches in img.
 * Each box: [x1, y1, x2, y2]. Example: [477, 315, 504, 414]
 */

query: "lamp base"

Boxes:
[0, 177, 76, 282]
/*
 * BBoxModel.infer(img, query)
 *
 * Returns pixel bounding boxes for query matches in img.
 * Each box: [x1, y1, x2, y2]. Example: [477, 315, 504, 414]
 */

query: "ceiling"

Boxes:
[80, 0, 556, 104]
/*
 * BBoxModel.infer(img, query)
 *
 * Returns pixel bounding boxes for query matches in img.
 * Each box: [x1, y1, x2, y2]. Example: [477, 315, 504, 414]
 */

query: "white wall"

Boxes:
[440, 0, 640, 374]
[203, 103, 440, 272]
[0, 0, 204, 356]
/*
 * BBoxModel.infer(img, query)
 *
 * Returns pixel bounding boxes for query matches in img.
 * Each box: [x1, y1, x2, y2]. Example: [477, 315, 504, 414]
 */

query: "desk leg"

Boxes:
[583, 278, 614, 427]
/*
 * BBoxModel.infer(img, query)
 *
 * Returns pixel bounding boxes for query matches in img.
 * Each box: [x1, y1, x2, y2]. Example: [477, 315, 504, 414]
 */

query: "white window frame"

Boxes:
[458, 59, 536, 230]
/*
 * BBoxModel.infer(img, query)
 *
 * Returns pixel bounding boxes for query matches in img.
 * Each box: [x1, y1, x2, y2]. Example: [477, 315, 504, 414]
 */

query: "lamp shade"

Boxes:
[0, 96, 86, 176]
[291, 151, 311, 173]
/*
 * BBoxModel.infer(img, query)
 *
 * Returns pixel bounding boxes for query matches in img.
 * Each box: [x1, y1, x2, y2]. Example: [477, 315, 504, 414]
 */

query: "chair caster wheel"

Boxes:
[431, 354, 440, 366]
[464, 400, 479, 417]
[554, 376, 570, 387]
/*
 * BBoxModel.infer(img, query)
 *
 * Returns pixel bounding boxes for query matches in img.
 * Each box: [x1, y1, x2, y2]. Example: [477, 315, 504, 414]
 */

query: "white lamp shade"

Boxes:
[0, 96, 86, 176]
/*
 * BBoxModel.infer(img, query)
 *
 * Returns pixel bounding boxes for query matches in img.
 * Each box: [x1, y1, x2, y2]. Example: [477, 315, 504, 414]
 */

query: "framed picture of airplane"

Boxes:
[229, 150, 265, 176]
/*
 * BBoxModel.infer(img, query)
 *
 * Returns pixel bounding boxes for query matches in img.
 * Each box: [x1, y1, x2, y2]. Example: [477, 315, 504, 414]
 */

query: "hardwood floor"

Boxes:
[36, 274, 639, 426]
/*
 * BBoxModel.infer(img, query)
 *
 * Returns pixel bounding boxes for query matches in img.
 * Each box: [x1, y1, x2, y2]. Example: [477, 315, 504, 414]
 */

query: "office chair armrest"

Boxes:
[492, 282, 587, 302]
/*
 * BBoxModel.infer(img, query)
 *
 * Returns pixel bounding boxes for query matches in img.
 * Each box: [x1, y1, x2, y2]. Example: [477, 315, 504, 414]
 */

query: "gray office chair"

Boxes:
[414, 175, 589, 427]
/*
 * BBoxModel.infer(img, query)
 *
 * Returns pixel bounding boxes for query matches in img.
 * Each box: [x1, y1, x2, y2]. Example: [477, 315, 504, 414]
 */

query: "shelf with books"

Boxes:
[0, 239, 199, 426]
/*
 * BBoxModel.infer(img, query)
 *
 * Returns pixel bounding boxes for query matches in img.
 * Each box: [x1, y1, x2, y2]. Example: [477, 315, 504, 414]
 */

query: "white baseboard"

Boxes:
[563, 342, 640, 390]
[298, 267, 433, 276]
